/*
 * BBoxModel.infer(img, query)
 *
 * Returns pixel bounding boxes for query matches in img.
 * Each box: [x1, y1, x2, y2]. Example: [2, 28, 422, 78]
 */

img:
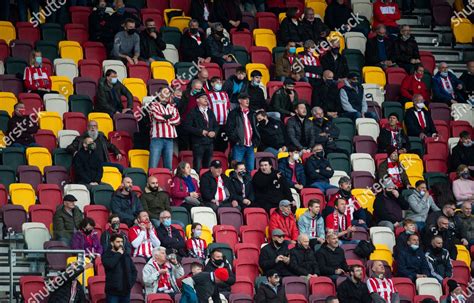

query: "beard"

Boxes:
[88, 130, 99, 141]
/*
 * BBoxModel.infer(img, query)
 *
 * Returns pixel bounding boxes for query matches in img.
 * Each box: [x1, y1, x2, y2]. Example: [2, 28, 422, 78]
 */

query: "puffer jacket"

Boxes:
[393, 34, 420, 65]
[297, 210, 325, 240]
[425, 246, 452, 283]
[110, 191, 143, 227]
[269, 210, 299, 242]
[286, 116, 315, 150]
[140, 186, 171, 221]
[52, 205, 83, 242]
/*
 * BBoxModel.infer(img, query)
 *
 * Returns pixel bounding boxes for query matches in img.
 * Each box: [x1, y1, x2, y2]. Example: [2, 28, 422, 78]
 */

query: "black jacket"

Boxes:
[315, 244, 349, 276]
[378, 126, 408, 153]
[200, 171, 236, 204]
[48, 264, 86, 303]
[320, 52, 349, 80]
[180, 31, 209, 63]
[396, 247, 431, 282]
[88, 9, 114, 44]
[289, 244, 320, 276]
[110, 191, 143, 227]
[183, 106, 219, 146]
[204, 258, 236, 292]
[192, 272, 220, 303]
[459, 71, 474, 97]
[248, 84, 267, 112]
[312, 116, 340, 145]
[305, 154, 334, 184]
[212, 0, 242, 31]
[108, 11, 141, 36]
[313, 80, 342, 112]
[223, 75, 249, 104]
[6, 114, 38, 146]
[259, 241, 294, 277]
[256, 117, 287, 151]
[373, 192, 409, 224]
[393, 231, 411, 259]
[337, 277, 371, 303]
[72, 148, 103, 185]
[190, 0, 214, 28]
[102, 248, 137, 296]
[96, 77, 133, 117]
[424, 225, 459, 260]
[139, 30, 166, 60]
[255, 283, 288, 303]
[301, 18, 324, 42]
[451, 141, 474, 171]
[405, 108, 437, 137]
[393, 34, 420, 65]
[279, 18, 305, 45]
[225, 107, 260, 147]
[252, 169, 293, 212]
[100, 229, 132, 256]
[156, 224, 186, 256]
[278, 158, 307, 187]
[324, 2, 353, 30]
[286, 116, 315, 150]
[206, 34, 234, 62]
[67, 131, 121, 163]
[228, 171, 255, 206]
[425, 246, 453, 282]
[365, 36, 395, 66]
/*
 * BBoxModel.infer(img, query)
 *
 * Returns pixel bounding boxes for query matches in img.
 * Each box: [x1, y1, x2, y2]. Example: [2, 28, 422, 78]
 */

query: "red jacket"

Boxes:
[373, 0, 401, 28]
[325, 210, 352, 233]
[23, 65, 52, 91]
[269, 209, 299, 241]
[400, 74, 430, 102]
[170, 176, 200, 206]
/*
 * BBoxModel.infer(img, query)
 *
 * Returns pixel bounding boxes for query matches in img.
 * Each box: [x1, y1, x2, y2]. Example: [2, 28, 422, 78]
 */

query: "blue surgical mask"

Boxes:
[194, 230, 202, 237]
[117, 7, 125, 14]
[410, 244, 419, 250]
[463, 142, 473, 147]
[406, 230, 415, 235]
[440, 71, 448, 77]
[35, 56, 42, 65]
[162, 218, 172, 227]
[289, 47, 296, 54]
[111, 77, 118, 84]
[214, 83, 222, 91]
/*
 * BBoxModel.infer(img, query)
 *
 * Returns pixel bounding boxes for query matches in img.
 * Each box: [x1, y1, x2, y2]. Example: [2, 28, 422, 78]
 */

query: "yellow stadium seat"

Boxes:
[39, 112, 63, 137]
[295, 208, 308, 221]
[253, 29, 277, 53]
[50, 76, 74, 99]
[128, 149, 150, 172]
[169, 16, 192, 32]
[399, 153, 424, 179]
[277, 152, 289, 159]
[407, 174, 424, 187]
[362, 66, 386, 87]
[279, 13, 286, 23]
[88, 113, 114, 137]
[101, 166, 122, 190]
[0, 21, 16, 44]
[163, 9, 184, 25]
[0, 131, 5, 148]
[0, 92, 17, 116]
[370, 244, 393, 267]
[225, 169, 234, 177]
[306, 0, 326, 4]
[26, 147, 52, 174]
[327, 31, 345, 53]
[307, 2, 328, 19]
[451, 18, 473, 44]
[456, 245, 471, 267]
[246, 63, 270, 86]
[9, 183, 36, 210]
[123, 78, 147, 102]
[59, 41, 83, 65]
[453, 0, 464, 11]
[404, 102, 427, 111]
[352, 188, 375, 213]
[186, 224, 213, 243]
[67, 256, 93, 287]
[151, 61, 175, 84]
[295, 47, 304, 54]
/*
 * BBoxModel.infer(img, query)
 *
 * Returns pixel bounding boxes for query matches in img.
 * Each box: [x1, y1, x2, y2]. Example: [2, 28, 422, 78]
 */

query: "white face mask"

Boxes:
[292, 153, 300, 161]
[416, 103, 424, 110]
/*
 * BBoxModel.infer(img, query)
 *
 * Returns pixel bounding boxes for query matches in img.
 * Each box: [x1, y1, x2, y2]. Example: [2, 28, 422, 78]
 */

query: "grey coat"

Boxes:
[406, 191, 440, 222]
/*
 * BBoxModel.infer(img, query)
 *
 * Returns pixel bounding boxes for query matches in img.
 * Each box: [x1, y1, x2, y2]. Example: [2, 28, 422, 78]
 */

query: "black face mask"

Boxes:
[127, 29, 136, 35]
[190, 28, 198, 35]
[213, 259, 224, 266]
[111, 223, 120, 231]
[147, 27, 156, 33]
[386, 191, 396, 199]
[316, 151, 324, 158]
[285, 89, 293, 94]
[238, 171, 246, 177]
[433, 247, 443, 254]
[341, 189, 351, 198]
[84, 229, 93, 235]
[234, 77, 243, 84]
[273, 240, 281, 248]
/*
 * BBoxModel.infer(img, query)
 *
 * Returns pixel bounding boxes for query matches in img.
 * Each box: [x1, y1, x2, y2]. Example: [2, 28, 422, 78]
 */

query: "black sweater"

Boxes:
[72, 149, 103, 185]
[252, 170, 293, 212]
[102, 248, 137, 297]
[315, 244, 349, 276]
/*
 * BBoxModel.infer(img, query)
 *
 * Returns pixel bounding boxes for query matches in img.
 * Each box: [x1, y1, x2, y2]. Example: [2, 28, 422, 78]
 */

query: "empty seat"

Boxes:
[84, 41, 107, 65]
[29, 205, 55, 232]
[344, 31, 367, 54]
[37, 184, 63, 207]
[91, 184, 114, 209]
[213, 225, 239, 250]
[23, 222, 51, 250]
[102, 60, 127, 81]
[101, 166, 122, 190]
[191, 207, 218, 230]
[0, 21, 16, 44]
[58, 130, 80, 148]
[20, 276, 48, 303]
[415, 277, 442, 300]
[64, 23, 89, 44]
[123, 78, 147, 102]
[78, 59, 101, 82]
[355, 118, 380, 140]
[128, 149, 150, 172]
[54, 58, 78, 82]
[10, 183, 36, 210]
[2, 147, 26, 172]
[151, 61, 175, 83]
[50, 76, 74, 99]
[44, 93, 69, 118]
[0, 92, 17, 116]
[26, 147, 52, 174]
[253, 29, 276, 53]
[34, 129, 57, 153]
[240, 225, 265, 246]
[362, 66, 386, 87]
[17, 22, 40, 42]
[309, 276, 335, 300]
[58, 41, 83, 64]
[352, 189, 376, 213]
[18, 165, 42, 190]
[127, 61, 150, 82]
[64, 112, 88, 134]
[370, 226, 396, 252]
[113, 113, 138, 137]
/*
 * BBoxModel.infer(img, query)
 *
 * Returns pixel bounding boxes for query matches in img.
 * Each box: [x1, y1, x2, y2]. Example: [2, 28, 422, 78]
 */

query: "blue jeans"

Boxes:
[232, 144, 255, 171]
[341, 111, 378, 122]
[106, 294, 130, 303]
[264, 147, 279, 157]
[149, 138, 174, 169]
[310, 181, 338, 194]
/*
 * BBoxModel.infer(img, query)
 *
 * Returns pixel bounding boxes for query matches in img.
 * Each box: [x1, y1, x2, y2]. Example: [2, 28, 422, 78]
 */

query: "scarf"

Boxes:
[387, 159, 403, 188]
[183, 175, 196, 192]
[153, 260, 173, 293]
[441, 76, 455, 97]
[334, 211, 347, 232]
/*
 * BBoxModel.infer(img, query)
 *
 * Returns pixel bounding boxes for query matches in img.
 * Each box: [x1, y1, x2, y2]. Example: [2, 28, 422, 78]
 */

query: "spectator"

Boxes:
[426, 235, 453, 283]
[313, 70, 342, 115]
[394, 219, 417, 258]
[305, 144, 337, 193]
[71, 217, 103, 256]
[256, 110, 287, 156]
[252, 158, 294, 213]
[88, 0, 114, 48]
[278, 146, 306, 190]
[149, 87, 181, 169]
[373, 0, 401, 35]
[170, 161, 201, 211]
[72, 136, 103, 188]
[320, 40, 349, 80]
[279, 8, 305, 46]
[195, 68, 212, 92]
[255, 269, 288, 303]
[340, 72, 378, 121]
[432, 179, 462, 207]
[269, 78, 299, 120]
[325, 198, 357, 243]
[242, 0, 265, 13]
[102, 234, 137, 302]
[226, 93, 261, 170]
[204, 248, 236, 297]
[287, 102, 315, 152]
[100, 214, 132, 255]
[456, 202, 474, 246]
[377, 146, 411, 190]
[181, 19, 211, 64]
[367, 260, 400, 303]
[373, 179, 409, 231]
[111, 18, 140, 65]
[206, 22, 236, 67]
[141, 176, 171, 228]
[433, 62, 465, 104]
[315, 233, 350, 282]
[228, 162, 255, 209]
[128, 210, 160, 259]
[326, 177, 367, 226]
[451, 132, 474, 173]
[365, 25, 395, 68]
[139, 18, 166, 63]
[443, 280, 467, 303]
[23, 50, 57, 98]
[200, 160, 237, 212]
[96, 69, 134, 117]
[302, 7, 325, 42]
[275, 41, 305, 82]
[5, 103, 38, 149]
[111, 177, 143, 227]
[156, 210, 186, 256]
[290, 233, 320, 278]
[324, 0, 352, 31]
[183, 91, 219, 172]
[326, 297, 339, 303]
[401, 64, 431, 104]
[405, 94, 438, 140]
[426, 201, 466, 239]
[312, 107, 342, 153]
[207, 76, 231, 152]
[453, 165, 474, 203]
[48, 261, 88, 303]
[298, 199, 326, 249]
[143, 247, 184, 296]
[394, 25, 421, 73]
[396, 234, 431, 282]
[337, 265, 371, 303]
[259, 229, 294, 277]
[190, 0, 214, 31]
[182, 268, 229, 302]
[459, 60, 474, 104]
[424, 215, 461, 260]
[378, 113, 409, 153]
[53, 195, 83, 245]
[179, 80, 206, 134]
[213, 0, 247, 31]
[269, 200, 299, 244]
[185, 223, 208, 261]
[248, 70, 268, 112]
[406, 180, 440, 230]
[108, 0, 141, 35]
[222, 67, 249, 104]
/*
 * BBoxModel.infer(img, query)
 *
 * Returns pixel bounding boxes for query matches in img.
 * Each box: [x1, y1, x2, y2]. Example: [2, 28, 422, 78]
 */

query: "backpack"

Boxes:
[354, 240, 375, 259]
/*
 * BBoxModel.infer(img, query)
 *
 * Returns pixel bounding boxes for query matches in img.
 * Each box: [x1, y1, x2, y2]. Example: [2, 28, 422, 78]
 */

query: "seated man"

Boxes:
[401, 64, 430, 104]
[305, 144, 337, 193]
[255, 110, 287, 156]
[95, 69, 134, 117]
[327, 177, 367, 226]
[325, 198, 357, 243]
[451, 131, 474, 173]
[313, 71, 342, 115]
[206, 22, 235, 67]
[143, 247, 183, 296]
[320, 40, 349, 80]
[278, 146, 306, 190]
[394, 219, 417, 258]
[259, 229, 294, 277]
[372, 0, 401, 35]
[255, 270, 287, 303]
[275, 41, 305, 82]
[200, 160, 237, 212]
[289, 234, 320, 278]
[456, 201, 474, 246]
[406, 180, 440, 230]
[72, 136, 103, 188]
[141, 176, 171, 228]
[433, 62, 465, 104]
[396, 233, 431, 282]
[373, 179, 409, 231]
[377, 146, 411, 190]
[311, 107, 341, 154]
[269, 78, 299, 120]
[128, 210, 161, 259]
[111, 18, 140, 65]
[315, 233, 350, 283]
[425, 235, 452, 283]
[110, 177, 143, 227]
[367, 261, 400, 302]
[248, 70, 268, 112]
[52, 194, 83, 245]
[393, 25, 421, 73]
[5, 103, 38, 148]
[156, 210, 186, 257]
[287, 102, 315, 152]
[269, 200, 299, 244]
[337, 265, 371, 303]
[180, 19, 210, 64]
[139, 18, 166, 63]
[204, 248, 236, 296]
[405, 94, 438, 140]
[424, 215, 460, 260]
[100, 214, 132, 255]
[459, 60, 473, 104]
[365, 24, 395, 68]
[228, 162, 255, 209]
[298, 199, 326, 249]
[426, 202, 465, 241]
[340, 72, 378, 121]
[378, 113, 408, 153]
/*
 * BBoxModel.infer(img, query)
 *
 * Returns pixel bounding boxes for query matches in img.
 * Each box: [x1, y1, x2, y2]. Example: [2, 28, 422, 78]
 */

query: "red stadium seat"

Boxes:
[88, 275, 106, 303]
[74, 77, 98, 100]
[231, 277, 254, 297]
[385, 67, 408, 101]
[420, 51, 435, 74]
[211, 151, 228, 171]
[392, 277, 415, 302]
[250, 46, 272, 67]
[0, 40, 10, 61]
[84, 41, 107, 65]
[213, 225, 239, 250]
[243, 207, 269, 232]
[217, 207, 243, 233]
[79, 59, 102, 83]
[147, 0, 169, 12]
[201, 63, 223, 79]
[267, 81, 284, 98]
[223, 63, 242, 80]
[69, 6, 92, 29]
[442, 277, 468, 294]
[451, 260, 470, 284]
[64, 112, 88, 134]
[42, 58, 53, 76]
[287, 294, 308, 303]
[84, 205, 110, 231]
[148, 168, 173, 192]
[147, 293, 173, 303]
[37, 184, 63, 208]
[113, 113, 138, 137]
[147, 79, 168, 96]
[29, 204, 55, 230]
[34, 129, 57, 154]
[178, 151, 193, 167]
[240, 225, 266, 246]
[121, 96, 142, 114]
[128, 61, 151, 83]
[140, 9, 164, 29]
[283, 276, 309, 297]
[308, 276, 335, 301]
[170, 0, 191, 15]
[20, 276, 48, 303]
[44, 241, 69, 271]
[413, 295, 438, 303]
[0, 184, 7, 208]
[16, 22, 40, 42]
[234, 243, 260, 263]
[433, 120, 450, 141]
[429, 103, 451, 122]
[423, 154, 448, 173]
[301, 188, 326, 209]
[294, 82, 312, 104]
[451, 120, 473, 137]
[424, 137, 448, 159]
[232, 30, 253, 52]
[256, 12, 279, 32]
[19, 93, 43, 115]
[352, 226, 369, 241]
[171, 223, 185, 239]
[234, 258, 260, 282]
[109, 131, 133, 155]
[374, 153, 388, 166]
[65, 24, 89, 45]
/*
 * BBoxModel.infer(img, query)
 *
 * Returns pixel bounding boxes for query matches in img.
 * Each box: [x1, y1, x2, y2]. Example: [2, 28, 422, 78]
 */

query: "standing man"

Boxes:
[207, 76, 231, 152]
[286, 102, 315, 152]
[141, 176, 171, 228]
[200, 160, 237, 212]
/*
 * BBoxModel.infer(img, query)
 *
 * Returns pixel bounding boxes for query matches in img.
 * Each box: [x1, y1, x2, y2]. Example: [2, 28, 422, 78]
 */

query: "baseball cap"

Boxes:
[279, 200, 291, 207]
[210, 160, 222, 168]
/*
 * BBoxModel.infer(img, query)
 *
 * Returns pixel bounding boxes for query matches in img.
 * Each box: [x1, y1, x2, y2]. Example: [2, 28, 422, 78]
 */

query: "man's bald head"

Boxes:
[323, 70, 334, 81]
[147, 176, 160, 192]
[121, 177, 133, 193]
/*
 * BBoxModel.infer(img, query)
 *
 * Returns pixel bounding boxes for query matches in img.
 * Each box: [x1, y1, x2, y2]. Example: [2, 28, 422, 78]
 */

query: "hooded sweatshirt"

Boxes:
[297, 210, 325, 240]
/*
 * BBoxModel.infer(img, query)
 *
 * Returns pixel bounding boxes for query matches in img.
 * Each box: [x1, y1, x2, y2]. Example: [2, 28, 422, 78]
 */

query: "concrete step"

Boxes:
[397, 16, 421, 26]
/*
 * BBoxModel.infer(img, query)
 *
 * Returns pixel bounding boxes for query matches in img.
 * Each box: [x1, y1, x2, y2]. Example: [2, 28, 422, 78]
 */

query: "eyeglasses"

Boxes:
[274, 235, 284, 238]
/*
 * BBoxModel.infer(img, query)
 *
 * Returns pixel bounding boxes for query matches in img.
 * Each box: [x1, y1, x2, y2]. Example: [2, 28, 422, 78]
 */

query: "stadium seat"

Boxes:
[23, 222, 51, 250]
[78, 59, 102, 82]
[83, 41, 107, 65]
[160, 26, 182, 49]
[41, 23, 64, 44]
[64, 24, 88, 44]
[350, 153, 376, 176]
[3, 204, 28, 233]
[283, 276, 308, 297]
[423, 154, 448, 173]
[213, 225, 239, 250]
[392, 277, 415, 302]
[123, 78, 147, 102]
[234, 258, 260, 282]
[148, 167, 173, 192]
[232, 30, 253, 51]
[355, 118, 380, 140]
[451, 18, 473, 44]
[362, 66, 386, 87]
[64, 184, 90, 212]
[344, 49, 365, 75]
[66, 256, 94, 287]
[329, 170, 349, 187]
[344, 31, 367, 54]
[352, 189, 375, 213]
[109, 131, 133, 155]
[88, 112, 114, 136]
[217, 207, 243, 233]
[333, 117, 356, 139]
[58, 41, 83, 64]
[63, 112, 88, 134]
[240, 225, 266, 246]
[0, 184, 7, 208]
[370, 226, 396, 252]
[10, 183, 36, 210]
[128, 149, 150, 172]
[399, 153, 424, 178]
[308, 276, 335, 300]
[2, 147, 26, 173]
[151, 61, 175, 83]
[369, 244, 393, 267]
[26, 147, 52, 174]
[69, 6, 92, 29]
[84, 205, 110, 231]
[253, 29, 277, 53]
[147, 294, 173, 303]
[127, 61, 150, 83]
[18, 165, 42, 190]
[0, 40, 8, 61]
[58, 130, 80, 149]
[353, 2, 373, 20]
[91, 184, 114, 209]
[37, 184, 63, 207]
[0, 21, 16, 44]
[123, 167, 148, 191]
[451, 120, 473, 137]
[201, 62, 223, 79]
[102, 60, 127, 81]
[16, 22, 40, 42]
[88, 275, 105, 303]
[29, 205, 55, 231]
[140, 8, 164, 29]
[429, 103, 451, 122]
[452, 103, 474, 126]
[300, 188, 326, 209]
[415, 277, 442, 301]
[0, 92, 17, 116]
[243, 207, 269, 232]
[43, 240, 69, 271]
[191, 206, 218, 230]
[456, 244, 471, 267]
[327, 153, 351, 174]
[256, 12, 279, 32]
[20, 276, 48, 303]
[294, 82, 312, 104]
[73, 77, 97, 101]
[50, 151, 72, 177]
[171, 206, 191, 227]
[10, 39, 34, 62]
[44, 93, 69, 118]
[185, 224, 213, 243]
[353, 135, 377, 155]
[50, 76, 74, 99]
[351, 171, 375, 189]
[235, 242, 260, 262]
[19, 93, 43, 115]
[101, 166, 122, 190]
[168, 16, 192, 32]
[231, 277, 255, 297]
[35, 40, 58, 63]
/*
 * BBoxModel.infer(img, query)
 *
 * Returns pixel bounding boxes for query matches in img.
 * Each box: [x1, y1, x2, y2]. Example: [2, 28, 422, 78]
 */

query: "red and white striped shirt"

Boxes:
[208, 91, 230, 125]
[301, 52, 321, 79]
[449, 295, 466, 303]
[325, 211, 352, 233]
[367, 277, 396, 302]
[128, 225, 160, 258]
[23, 66, 52, 91]
[241, 108, 253, 147]
[185, 237, 207, 259]
[150, 102, 181, 139]
[215, 175, 227, 203]
[328, 193, 362, 221]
